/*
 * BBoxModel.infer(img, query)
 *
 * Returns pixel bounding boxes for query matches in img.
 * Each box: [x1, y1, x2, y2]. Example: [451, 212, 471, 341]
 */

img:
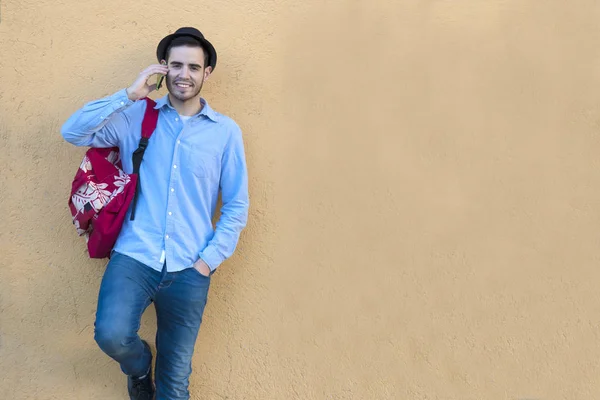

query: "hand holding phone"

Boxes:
[125, 63, 169, 101]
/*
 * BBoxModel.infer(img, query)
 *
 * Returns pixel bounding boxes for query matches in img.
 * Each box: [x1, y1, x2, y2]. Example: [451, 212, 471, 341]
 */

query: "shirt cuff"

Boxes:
[199, 246, 222, 272]
[111, 88, 135, 111]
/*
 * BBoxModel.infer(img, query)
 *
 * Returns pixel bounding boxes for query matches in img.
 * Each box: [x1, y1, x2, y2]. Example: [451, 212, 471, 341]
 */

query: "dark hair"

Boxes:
[166, 36, 210, 68]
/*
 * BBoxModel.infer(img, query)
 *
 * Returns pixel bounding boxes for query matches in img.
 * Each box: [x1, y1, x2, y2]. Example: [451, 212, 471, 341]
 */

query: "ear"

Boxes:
[204, 66, 213, 80]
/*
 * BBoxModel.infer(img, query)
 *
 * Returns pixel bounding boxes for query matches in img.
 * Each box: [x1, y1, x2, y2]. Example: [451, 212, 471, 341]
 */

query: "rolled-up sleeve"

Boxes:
[61, 89, 134, 148]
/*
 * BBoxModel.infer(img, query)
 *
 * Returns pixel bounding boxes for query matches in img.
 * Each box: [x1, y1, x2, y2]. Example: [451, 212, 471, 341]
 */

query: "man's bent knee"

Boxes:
[94, 325, 135, 357]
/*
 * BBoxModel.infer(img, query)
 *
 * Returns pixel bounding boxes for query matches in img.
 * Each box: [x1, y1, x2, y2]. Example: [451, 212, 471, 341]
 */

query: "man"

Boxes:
[61, 27, 249, 400]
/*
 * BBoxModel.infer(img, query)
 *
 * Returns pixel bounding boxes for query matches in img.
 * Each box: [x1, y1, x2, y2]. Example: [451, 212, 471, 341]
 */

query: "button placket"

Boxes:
[164, 129, 186, 267]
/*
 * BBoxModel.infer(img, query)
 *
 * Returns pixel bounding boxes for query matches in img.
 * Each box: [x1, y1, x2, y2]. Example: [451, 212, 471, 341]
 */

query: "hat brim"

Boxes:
[156, 33, 217, 71]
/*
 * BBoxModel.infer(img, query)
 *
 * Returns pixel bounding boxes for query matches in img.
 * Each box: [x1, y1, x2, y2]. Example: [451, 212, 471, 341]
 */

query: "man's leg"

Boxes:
[153, 267, 211, 400]
[94, 252, 159, 377]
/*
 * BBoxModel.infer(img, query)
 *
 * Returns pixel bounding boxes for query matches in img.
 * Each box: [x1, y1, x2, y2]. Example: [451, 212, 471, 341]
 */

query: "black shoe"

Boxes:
[127, 340, 155, 400]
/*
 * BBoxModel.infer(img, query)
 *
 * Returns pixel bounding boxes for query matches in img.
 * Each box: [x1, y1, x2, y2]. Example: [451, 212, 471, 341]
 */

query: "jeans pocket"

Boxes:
[189, 266, 210, 280]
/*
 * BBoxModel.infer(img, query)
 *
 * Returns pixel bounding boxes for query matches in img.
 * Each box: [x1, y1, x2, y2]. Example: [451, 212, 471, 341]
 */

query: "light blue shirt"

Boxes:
[61, 89, 249, 273]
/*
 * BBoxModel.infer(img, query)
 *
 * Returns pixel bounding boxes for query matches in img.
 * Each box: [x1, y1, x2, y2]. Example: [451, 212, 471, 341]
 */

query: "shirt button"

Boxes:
[175, 118, 179, 122]
[165, 234, 169, 239]
[173, 165, 177, 169]
[177, 140, 181, 145]
[168, 212, 172, 216]
[171, 188, 174, 192]
[120, 101, 124, 105]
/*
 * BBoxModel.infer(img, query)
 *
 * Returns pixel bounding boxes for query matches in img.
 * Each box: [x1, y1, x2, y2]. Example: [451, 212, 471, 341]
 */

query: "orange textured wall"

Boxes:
[2, 0, 600, 399]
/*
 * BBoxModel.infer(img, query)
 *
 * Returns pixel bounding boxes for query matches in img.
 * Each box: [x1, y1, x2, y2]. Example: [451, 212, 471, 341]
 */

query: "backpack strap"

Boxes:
[130, 97, 159, 221]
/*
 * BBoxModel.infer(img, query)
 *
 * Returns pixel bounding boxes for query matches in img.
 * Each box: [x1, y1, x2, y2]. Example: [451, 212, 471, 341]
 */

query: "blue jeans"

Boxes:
[94, 252, 211, 400]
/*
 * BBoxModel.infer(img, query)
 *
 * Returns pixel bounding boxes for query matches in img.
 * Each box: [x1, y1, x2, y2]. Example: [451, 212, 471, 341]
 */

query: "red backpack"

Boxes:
[68, 97, 159, 258]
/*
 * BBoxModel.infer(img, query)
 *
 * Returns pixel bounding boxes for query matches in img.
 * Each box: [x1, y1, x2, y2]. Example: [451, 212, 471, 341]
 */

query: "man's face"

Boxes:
[164, 45, 212, 103]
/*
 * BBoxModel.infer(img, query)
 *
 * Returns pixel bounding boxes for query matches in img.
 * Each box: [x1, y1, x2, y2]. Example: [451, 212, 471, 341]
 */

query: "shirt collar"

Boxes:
[154, 95, 219, 122]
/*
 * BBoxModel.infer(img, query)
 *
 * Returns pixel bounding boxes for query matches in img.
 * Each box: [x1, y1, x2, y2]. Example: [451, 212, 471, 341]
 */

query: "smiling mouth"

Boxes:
[175, 82, 193, 89]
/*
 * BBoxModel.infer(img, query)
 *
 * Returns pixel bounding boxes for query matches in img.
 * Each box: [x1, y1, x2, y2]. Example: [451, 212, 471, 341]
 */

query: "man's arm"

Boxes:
[61, 64, 168, 147]
[197, 124, 250, 272]
[61, 89, 134, 147]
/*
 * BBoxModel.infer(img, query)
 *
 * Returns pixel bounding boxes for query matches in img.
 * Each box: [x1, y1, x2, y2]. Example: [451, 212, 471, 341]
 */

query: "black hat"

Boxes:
[156, 27, 217, 70]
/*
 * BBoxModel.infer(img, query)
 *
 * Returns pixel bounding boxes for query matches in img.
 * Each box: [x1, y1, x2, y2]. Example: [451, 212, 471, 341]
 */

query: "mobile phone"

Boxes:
[157, 60, 167, 90]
